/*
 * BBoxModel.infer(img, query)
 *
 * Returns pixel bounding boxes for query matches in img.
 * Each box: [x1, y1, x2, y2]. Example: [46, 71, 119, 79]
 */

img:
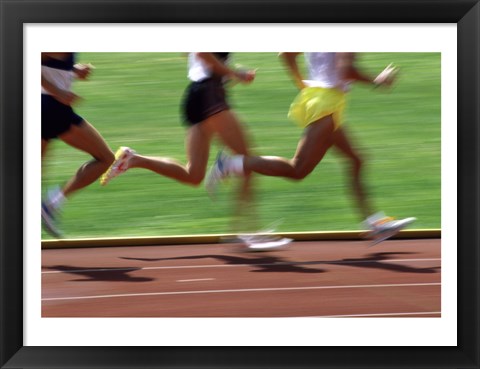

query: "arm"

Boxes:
[41, 52, 92, 80]
[335, 52, 397, 87]
[196, 53, 255, 83]
[336, 53, 374, 84]
[41, 53, 80, 106]
[41, 74, 80, 106]
[279, 52, 306, 90]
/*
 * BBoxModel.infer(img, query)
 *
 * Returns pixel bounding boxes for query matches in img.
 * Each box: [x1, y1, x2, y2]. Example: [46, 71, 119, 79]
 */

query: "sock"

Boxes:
[48, 186, 66, 210]
[228, 155, 244, 176]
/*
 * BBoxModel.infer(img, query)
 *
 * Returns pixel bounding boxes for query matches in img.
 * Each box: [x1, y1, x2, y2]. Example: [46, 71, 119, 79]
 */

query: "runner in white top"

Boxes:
[206, 52, 416, 245]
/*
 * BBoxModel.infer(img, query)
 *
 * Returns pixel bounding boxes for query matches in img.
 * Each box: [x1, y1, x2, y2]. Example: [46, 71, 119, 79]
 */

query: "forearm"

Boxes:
[336, 52, 376, 85]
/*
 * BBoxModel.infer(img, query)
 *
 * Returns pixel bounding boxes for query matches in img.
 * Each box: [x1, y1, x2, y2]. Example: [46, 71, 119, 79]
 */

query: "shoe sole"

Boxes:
[41, 205, 63, 238]
[246, 237, 293, 251]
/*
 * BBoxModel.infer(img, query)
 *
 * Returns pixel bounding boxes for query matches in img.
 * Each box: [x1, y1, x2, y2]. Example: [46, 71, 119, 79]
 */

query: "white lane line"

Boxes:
[296, 311, 441, 318]
[177, 278, 215, 282]
[41, 258, 441, 274]
[42, 282, 441, 302]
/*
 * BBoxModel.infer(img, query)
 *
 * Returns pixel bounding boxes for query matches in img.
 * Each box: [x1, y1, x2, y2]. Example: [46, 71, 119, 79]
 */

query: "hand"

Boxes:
[234, 69, 256, 84]
[73, 63, 94, 80]
[374, 63, 398, 87]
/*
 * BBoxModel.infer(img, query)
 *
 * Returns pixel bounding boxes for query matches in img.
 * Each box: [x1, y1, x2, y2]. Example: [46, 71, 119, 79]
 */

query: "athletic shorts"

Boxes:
[182, 77, 230, 125]
[42, 94, 84, 140]
[288, 87, 346, 130]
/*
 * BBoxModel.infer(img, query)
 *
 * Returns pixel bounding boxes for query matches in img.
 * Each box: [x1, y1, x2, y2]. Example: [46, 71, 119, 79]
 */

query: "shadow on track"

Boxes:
[120, 254, 326, 274]
[43, 265, 155, 282]
[119, 251, 439, 275]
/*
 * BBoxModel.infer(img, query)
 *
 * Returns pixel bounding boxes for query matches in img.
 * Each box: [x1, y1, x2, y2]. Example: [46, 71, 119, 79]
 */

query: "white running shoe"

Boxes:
[364, 212, 416, 246]
[41, 187, 64, 238]
[100, 146, 135, 186]
[41, 201, 63, 238]
[205, 151, 230, 197]
[242, 235, 292, 252]
[236, 227, 292, 251]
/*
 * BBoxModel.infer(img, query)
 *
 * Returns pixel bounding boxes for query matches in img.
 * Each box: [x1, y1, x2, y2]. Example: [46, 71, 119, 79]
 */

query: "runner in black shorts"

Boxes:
[41, 52, 114, 237]
[100, 53, 269, 246]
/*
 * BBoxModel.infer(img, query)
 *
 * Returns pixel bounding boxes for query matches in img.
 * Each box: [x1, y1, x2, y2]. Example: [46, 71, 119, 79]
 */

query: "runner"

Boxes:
[206, 52, 415, 245]
[41, 52, 115, 238]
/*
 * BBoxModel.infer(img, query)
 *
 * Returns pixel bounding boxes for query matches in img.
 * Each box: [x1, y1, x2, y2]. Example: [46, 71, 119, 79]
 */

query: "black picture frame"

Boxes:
[1, 0, 478, 368]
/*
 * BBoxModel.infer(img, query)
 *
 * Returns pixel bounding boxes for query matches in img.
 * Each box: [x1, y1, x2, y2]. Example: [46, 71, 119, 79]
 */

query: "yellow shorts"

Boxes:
[287, 87, 346, 129]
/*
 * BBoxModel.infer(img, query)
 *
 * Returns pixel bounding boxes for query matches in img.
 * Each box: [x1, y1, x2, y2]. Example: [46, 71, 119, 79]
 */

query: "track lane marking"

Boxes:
[177, 278, 215, 282]
[41, 258, 441, 274]
[42, 282, 441, 301]
[297, 311, 441, 318]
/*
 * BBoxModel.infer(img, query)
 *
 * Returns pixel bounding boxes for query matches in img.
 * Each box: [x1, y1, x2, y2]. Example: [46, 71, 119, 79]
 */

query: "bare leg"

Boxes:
[331, 126, 373, 219]
[124, 109, 252, 190]
[128, 123, 213, 186]
[122, 110, 252, 191]
[41, 139, 49, 158]
[41, 139, 49, 175]
[58, 120, 115, 198]
[206, 110, 255, 232]
[244, 115, 335, 180]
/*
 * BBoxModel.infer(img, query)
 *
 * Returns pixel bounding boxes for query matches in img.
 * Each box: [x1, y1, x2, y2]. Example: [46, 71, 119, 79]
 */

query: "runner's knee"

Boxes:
[291, 167, 313, 180]
[190, 175, 204, 186]
[351, 154, 363, 172]
[188, 171, 205, 186]
[93, 149, 115, 169]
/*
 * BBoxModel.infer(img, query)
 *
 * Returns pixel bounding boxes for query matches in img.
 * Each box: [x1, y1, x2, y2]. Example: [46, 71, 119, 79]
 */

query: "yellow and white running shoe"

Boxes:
[100, 146, 135, 186]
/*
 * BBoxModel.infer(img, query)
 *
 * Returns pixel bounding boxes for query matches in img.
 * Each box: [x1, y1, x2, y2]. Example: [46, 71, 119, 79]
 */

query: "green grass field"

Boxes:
[41, 52, 441, 239]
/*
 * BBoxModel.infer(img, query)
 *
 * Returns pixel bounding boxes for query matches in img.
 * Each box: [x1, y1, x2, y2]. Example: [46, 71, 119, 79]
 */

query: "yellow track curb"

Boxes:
[42, 229, 440, 249]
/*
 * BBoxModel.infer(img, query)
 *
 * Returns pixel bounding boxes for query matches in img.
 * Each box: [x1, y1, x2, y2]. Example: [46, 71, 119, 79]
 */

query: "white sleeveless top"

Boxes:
[41, 54, 75, 94]
[304, 52, 348, 91]
[41, 68, 74, 94]
[187, 53, 230, 82]
[188, 53, 210, 82]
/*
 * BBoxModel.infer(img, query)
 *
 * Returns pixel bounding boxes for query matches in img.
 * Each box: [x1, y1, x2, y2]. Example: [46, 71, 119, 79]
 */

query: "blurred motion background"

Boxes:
[41, 52, 440, 239]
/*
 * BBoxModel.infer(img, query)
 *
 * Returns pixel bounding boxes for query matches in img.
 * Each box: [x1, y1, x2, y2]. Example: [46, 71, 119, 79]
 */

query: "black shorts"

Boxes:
[181, 77, 230, 125]
[42, 94, 84, 140]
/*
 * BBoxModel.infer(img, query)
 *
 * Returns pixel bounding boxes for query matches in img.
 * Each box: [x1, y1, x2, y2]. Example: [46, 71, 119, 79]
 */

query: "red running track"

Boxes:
[42, 238, 441, 317]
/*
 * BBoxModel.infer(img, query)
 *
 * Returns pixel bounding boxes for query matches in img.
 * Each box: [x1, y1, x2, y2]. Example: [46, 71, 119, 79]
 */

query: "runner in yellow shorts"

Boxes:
[206, 52, 416, 244]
